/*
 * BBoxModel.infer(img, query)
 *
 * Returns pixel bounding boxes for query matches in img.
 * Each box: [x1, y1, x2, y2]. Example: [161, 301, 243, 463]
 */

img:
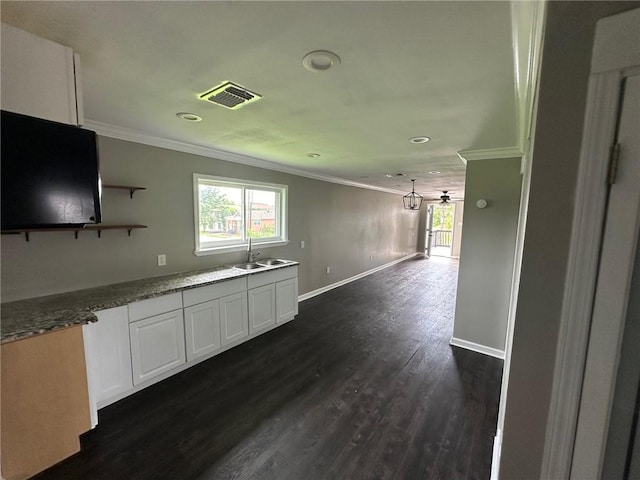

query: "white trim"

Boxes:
[491, 428, 503, 480]
[541, 8, 640, 478]
[449, 336, 505, 360]
[298, 253, 420, 302]
[572, 73, 640, 480]
[193, 173, 288, 255]
[194, 240, 289, 257]
[540, 72, 621, 479]
[82, 323, 99, 429]
[511, 0, 546, 154]
[456, 146, 523, 162]
[83, 119, 404, 196]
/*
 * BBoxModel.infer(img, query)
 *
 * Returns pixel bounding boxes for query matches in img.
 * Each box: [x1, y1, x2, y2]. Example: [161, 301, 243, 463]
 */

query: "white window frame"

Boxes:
[193, 174, 288, 256]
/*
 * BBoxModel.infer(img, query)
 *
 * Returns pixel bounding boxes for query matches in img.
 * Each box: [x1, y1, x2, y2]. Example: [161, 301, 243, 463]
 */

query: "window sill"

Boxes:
[194, 239, 289, 256]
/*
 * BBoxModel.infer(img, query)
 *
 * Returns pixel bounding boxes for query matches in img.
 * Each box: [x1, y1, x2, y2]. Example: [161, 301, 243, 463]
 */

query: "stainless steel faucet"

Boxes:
[247, 237, 260, 263]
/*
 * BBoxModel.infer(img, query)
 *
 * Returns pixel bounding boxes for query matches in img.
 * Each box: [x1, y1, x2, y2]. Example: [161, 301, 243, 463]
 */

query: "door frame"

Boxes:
[541, 8, 640, 478]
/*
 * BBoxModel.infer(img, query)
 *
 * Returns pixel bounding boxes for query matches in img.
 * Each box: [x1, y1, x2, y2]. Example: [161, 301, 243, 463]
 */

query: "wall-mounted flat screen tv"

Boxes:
[1, 110, 102, 230]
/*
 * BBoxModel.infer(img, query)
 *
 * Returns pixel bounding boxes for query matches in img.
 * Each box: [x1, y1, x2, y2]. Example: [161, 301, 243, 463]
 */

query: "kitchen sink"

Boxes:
[257, 258, 288, 266]
[233, 262, 265, 270]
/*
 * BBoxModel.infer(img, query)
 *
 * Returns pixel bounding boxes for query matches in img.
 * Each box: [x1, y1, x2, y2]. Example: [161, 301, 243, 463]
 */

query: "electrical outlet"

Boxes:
[157, 254, 166, 266]
[301, 240, 305, 249]
[370, 255, 374, 260]
[326, 266, 330, 275]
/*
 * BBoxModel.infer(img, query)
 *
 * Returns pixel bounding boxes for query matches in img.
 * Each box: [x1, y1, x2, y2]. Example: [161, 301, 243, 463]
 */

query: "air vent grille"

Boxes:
[199, 82, 262, 110]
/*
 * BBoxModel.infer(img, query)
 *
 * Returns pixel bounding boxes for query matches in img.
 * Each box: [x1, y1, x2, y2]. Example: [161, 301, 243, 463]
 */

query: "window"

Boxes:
[193, 174, 288, 255]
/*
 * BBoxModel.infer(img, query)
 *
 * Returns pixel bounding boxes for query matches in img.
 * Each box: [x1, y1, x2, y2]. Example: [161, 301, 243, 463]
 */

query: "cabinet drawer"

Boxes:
[128, 292, 183, 322]
[182, 277, 246, 308]
[247, 266, 298, 289]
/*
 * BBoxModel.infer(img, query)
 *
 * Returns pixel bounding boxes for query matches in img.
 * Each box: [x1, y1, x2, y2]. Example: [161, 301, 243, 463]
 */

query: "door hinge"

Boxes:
[607, 143, 621, 185]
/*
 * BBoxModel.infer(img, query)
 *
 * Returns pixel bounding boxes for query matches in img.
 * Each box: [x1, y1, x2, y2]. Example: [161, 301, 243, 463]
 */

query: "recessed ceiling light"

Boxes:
[176, 112, 202, 122]
[307, 153, 320, 158]
[428, 171, 441, 174]
[410, 136, 431, 144]
[302, 50, 341, 72]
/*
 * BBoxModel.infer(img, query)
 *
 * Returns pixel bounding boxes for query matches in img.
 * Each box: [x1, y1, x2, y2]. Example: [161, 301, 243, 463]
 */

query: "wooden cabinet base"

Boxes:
[1, 326, 91, 479]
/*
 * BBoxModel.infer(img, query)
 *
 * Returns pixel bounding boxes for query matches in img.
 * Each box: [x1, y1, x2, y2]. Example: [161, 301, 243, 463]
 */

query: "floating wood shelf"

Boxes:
[102, 184, 146, 198]
[2, 225, 148, 242]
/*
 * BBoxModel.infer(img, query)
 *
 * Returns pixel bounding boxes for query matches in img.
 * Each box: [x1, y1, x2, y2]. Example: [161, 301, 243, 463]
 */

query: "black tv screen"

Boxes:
[1, 110, 102, 230]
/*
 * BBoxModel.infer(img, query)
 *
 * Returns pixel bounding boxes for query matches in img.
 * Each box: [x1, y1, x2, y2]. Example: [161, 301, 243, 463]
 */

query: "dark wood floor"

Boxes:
[34, 256, 502, 480]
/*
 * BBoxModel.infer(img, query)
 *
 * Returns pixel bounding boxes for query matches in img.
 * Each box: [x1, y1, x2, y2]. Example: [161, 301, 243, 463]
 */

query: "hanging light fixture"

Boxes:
[440, 191, 451, 204]
[403, 179, 423, 210]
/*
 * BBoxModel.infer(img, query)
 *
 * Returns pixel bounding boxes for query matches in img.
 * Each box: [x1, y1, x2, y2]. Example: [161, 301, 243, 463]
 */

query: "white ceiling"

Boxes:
[1, 1, 523, 200]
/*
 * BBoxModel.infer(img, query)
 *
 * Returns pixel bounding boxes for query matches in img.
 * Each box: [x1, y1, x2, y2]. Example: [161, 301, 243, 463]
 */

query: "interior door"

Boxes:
[602, 227, 640, 478]
[425, 204, 434, 257]
[572, 74, 640, 478]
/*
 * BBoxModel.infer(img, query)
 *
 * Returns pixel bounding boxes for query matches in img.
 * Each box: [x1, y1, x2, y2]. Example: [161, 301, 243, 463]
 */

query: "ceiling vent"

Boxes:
[199, 81, 262, 110]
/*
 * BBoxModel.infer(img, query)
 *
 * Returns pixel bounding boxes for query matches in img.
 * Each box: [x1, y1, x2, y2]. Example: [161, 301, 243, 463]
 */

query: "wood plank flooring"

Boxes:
[34, 256, 502, 480]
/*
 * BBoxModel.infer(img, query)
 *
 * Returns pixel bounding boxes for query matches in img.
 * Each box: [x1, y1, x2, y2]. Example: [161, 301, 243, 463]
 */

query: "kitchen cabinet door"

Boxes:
[184, 299, 221, 362]
[129, 309, 185, 386]
[1, 23, 83, 125]
[84, 306, 133, 414]
[248, 284, 276, 334]
[276, 278, 298, 324]
[220, 292, 249, 346]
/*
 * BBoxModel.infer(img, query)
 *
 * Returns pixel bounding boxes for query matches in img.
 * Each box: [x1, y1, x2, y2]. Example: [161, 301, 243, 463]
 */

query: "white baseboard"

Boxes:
[491, 428, 502, 480]
[298, 252, 421, 302]
[450, 336, 505, 359]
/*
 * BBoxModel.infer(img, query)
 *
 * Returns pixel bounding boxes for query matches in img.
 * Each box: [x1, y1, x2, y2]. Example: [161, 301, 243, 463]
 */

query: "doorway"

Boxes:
[426, 202, 463, 258]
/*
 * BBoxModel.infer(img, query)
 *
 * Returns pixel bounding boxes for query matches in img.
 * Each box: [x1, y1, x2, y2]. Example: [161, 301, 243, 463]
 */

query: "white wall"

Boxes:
[1, 136, 420, 302]
[452, 158, 522, 355]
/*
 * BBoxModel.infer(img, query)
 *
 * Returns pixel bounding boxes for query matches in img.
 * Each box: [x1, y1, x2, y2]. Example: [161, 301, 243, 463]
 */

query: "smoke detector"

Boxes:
[199, 81, 262, 110]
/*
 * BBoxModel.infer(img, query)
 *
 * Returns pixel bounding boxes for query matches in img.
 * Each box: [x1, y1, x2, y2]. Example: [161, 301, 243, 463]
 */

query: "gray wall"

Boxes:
[500, 2, 639, 478]
[1, 136, 420, 302]
[452, 158, 522, 352]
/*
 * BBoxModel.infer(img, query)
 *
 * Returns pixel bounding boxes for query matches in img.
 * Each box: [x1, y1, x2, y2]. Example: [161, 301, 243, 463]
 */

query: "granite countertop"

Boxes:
[1, 261, 299, 344]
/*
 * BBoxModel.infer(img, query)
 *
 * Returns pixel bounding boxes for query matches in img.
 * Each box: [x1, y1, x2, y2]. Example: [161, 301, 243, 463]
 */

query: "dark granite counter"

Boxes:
[1, 261, 299, 344]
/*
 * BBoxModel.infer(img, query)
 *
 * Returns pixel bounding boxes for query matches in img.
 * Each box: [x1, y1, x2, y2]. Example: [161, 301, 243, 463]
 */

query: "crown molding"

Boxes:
[457, 146, 523, 162]
[511, 0, 547, 154]
[83, 119, 404, 196]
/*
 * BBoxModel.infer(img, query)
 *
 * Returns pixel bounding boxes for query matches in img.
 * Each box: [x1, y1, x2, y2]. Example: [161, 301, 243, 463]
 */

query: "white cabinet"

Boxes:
[129, 309, 186, 386]
[128, 293, 185, 386]
[83, 306, 133, 426]
[276, 277, 299, 324]
[183, 277, 248, 356]
[84, 265, 296, 415]
[248, 284, 276, 334]
[248, 266, 299, 328]
[184, 299, 221, 362]
[1, 23, 83, 125]
[220, 292, 249, 346]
